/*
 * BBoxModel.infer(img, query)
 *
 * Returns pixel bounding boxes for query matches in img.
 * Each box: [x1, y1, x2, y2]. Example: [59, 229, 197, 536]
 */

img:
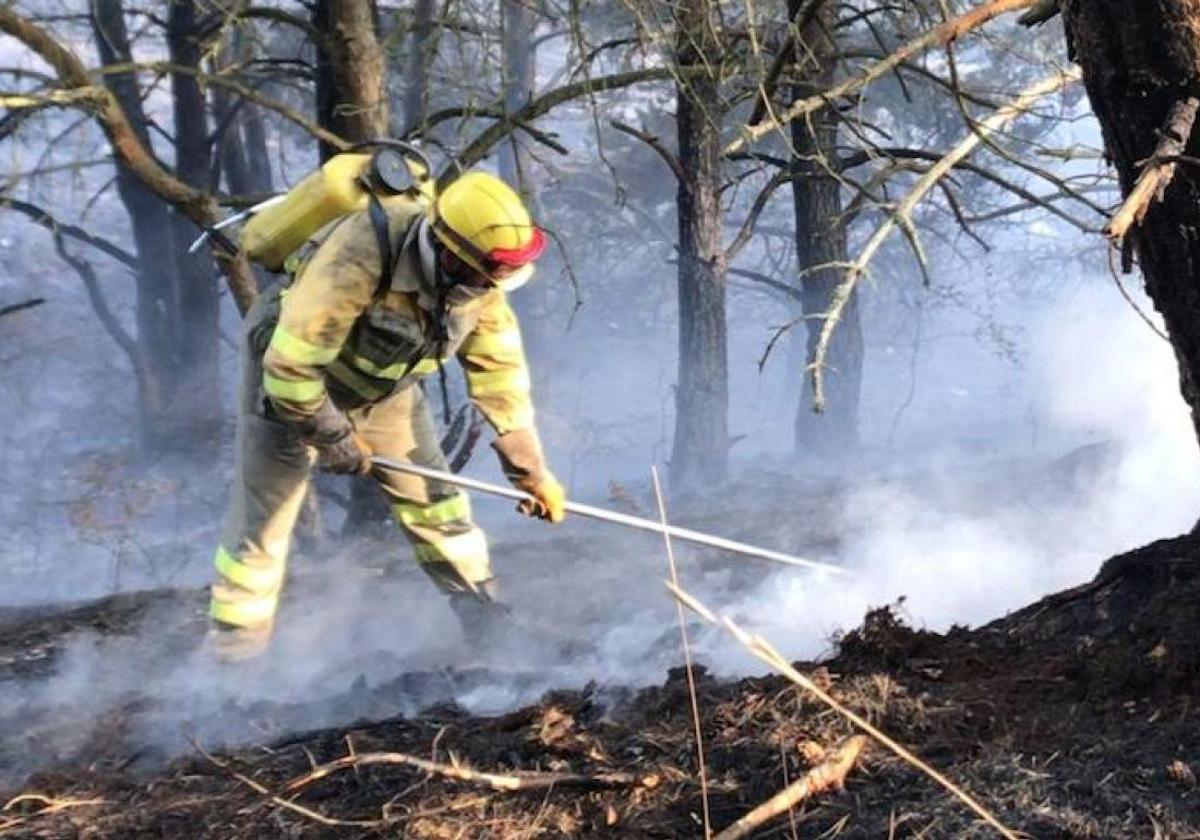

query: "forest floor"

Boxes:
[2, 458, 1200, 838]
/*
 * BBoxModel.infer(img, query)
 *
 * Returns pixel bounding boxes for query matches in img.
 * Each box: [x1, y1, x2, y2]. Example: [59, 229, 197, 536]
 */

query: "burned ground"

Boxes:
[2, 529, 1199, 838]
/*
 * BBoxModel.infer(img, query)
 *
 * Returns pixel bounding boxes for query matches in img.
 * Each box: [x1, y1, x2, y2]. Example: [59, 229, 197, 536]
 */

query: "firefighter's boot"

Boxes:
[203, 619, 274, 663]
[448, 579, 516, 649]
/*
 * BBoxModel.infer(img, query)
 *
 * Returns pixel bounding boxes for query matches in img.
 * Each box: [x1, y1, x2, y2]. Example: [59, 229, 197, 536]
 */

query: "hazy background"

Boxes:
[1, 6, 1198, 780]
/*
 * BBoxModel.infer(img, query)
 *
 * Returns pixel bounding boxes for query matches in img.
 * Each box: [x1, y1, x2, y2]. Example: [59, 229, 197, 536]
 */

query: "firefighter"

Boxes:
[208, 171, 565, 659]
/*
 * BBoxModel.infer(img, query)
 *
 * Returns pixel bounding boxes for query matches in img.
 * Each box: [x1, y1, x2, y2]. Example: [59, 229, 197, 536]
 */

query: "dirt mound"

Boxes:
[995, 533, 1200, 700]
[3, 536, 1200, 838]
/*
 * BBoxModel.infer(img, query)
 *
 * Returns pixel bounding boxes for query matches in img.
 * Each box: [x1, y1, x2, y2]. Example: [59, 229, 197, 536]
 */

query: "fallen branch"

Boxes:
[189, 736, 385, 829]
[664, 582, 1021, 840]
[725, 0, 1039, 154]
[1106, 97, 1200, 241]
[714, 736, 867, 840]
[1, 793, 107, 833]
[284, 750, 659, 795]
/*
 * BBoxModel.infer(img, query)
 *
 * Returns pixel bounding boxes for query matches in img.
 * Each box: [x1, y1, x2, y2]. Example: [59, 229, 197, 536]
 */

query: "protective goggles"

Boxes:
[431, 217, 547, 281]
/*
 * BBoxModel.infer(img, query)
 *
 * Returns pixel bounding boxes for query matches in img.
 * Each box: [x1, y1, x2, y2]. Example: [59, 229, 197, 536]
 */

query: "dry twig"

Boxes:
[806, 67, 1080, 411]
[189, 736, 385, 829]
[665, 582, 1022, 840]
[725, 0, 1040, 154]
[1, 793, 107, 833]
[284, 750, 658, 795]
[713, 736, 867, 840]
[651, 465, 712, 839]
[1106, 97, 1200, 242]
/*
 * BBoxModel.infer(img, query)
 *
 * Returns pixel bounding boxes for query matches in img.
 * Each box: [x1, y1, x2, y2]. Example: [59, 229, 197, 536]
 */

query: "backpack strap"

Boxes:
[367, 191, 394, 300]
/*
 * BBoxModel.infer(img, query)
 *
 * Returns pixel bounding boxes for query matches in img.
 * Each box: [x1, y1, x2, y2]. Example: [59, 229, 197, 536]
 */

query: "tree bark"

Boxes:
[168, 0, 221, 444]
[308, 0, 393, 535]
[234, 20, 274, 195]
[403, 0, 436, 132]
[789, 1, 862, 454]
[313, 0, 389, 161]
[91, 0, 181, 449]
[671, 0, 729, 492]
[1061, 1, 1200, 461]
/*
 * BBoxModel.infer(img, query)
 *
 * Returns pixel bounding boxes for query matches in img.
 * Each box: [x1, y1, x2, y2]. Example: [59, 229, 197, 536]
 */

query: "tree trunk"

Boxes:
[671, 0, 729, 492]
[313, 0, 389, 161]
[403, 0, 436, 132]
[309, 1, 393, 535]
[789, 1, 862, 454]
[210, 23, 273, 197]
[235, 20, 274, 195]
[167, 0, 221, 445]
[210, 36, 252, 198]
[90, 0, 182, 450]
[1061, 2, 1200, 463]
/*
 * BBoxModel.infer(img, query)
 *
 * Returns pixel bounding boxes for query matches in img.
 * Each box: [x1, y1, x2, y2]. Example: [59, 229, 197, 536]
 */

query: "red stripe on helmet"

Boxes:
[487, 227, 546, 268]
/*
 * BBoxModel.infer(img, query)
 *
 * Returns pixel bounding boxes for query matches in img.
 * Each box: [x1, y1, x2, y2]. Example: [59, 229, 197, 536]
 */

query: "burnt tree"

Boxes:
[789, 1, 863, 454]
[309, 1, 392, 535]
[1061, 2, 1200, 481]
[313, 0, 389, 161]
[90, 0, 183, 449]
[995, 0, 1200, 694]
[167, 0, 221, 441]
[671, 0, 729, 492]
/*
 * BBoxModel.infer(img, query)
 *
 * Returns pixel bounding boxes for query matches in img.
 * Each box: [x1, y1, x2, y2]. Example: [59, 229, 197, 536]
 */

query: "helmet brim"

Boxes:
[493, 263, 534, 292]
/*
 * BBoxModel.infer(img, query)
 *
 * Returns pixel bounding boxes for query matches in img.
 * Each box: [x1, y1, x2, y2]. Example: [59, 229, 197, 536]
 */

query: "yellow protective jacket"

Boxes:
[260, 197, 535, 436]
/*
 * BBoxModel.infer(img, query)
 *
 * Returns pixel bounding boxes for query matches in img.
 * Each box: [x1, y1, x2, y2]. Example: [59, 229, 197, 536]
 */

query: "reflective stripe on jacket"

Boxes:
[261, 196, 536, 435]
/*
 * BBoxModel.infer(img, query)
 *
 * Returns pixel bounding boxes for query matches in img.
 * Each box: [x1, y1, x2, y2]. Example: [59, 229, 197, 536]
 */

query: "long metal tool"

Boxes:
[371, 456, 849, 575]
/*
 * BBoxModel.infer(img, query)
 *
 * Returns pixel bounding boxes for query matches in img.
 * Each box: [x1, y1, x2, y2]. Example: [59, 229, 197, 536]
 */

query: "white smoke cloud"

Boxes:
[700, 277, 1200, 672]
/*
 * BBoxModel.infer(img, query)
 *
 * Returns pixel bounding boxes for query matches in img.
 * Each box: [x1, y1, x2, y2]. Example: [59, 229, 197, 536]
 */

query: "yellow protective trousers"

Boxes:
[209, 288, 493, 634]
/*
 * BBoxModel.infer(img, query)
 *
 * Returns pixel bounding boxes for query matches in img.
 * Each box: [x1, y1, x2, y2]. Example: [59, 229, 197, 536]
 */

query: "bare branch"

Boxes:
[449, 68, 697, 178]
[727, 266, 804, 303]
[806, 67, 1081, 411]
[610, 119, 684, 181]
[0, 193, 138, 268]
[0, 7, 257, 312]
[746, 0, 834, 126]
[725, 0, 1039, 155]
[0, 86, 107, 108]
[725, 169, 794, 260]
[0, 298, 45, 319]
[1106, 97, 1200, 241]
[96, 60, 349, 152]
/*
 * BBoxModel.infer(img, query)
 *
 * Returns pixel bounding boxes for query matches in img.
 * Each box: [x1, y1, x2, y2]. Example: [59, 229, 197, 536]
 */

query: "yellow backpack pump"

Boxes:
[236, 141, 434, 271]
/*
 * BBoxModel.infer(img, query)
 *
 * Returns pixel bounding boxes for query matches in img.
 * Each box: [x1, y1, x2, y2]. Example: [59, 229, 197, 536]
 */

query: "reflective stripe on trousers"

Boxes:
[211, 298, 494, 629]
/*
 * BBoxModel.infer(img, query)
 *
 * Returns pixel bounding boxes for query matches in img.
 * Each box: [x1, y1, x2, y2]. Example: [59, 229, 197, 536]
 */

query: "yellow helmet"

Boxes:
[430, 171, 547, 289]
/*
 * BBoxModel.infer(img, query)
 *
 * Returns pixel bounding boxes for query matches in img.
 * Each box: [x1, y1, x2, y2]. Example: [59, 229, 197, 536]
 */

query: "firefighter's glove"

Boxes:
[492, 428, 567, 524]
[518, 475, 566, 523]
[298, 399, 371, 475]
[316, 428, 371, 475]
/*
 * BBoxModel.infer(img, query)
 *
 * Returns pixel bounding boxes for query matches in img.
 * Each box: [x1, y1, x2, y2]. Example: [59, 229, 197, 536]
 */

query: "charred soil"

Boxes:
[2, 536, 1200, 838]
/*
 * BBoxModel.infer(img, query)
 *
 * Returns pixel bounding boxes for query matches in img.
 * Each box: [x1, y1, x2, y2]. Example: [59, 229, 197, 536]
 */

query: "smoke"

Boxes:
[3, 269, 1198, 785]
[697, 277, 1200, 672]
